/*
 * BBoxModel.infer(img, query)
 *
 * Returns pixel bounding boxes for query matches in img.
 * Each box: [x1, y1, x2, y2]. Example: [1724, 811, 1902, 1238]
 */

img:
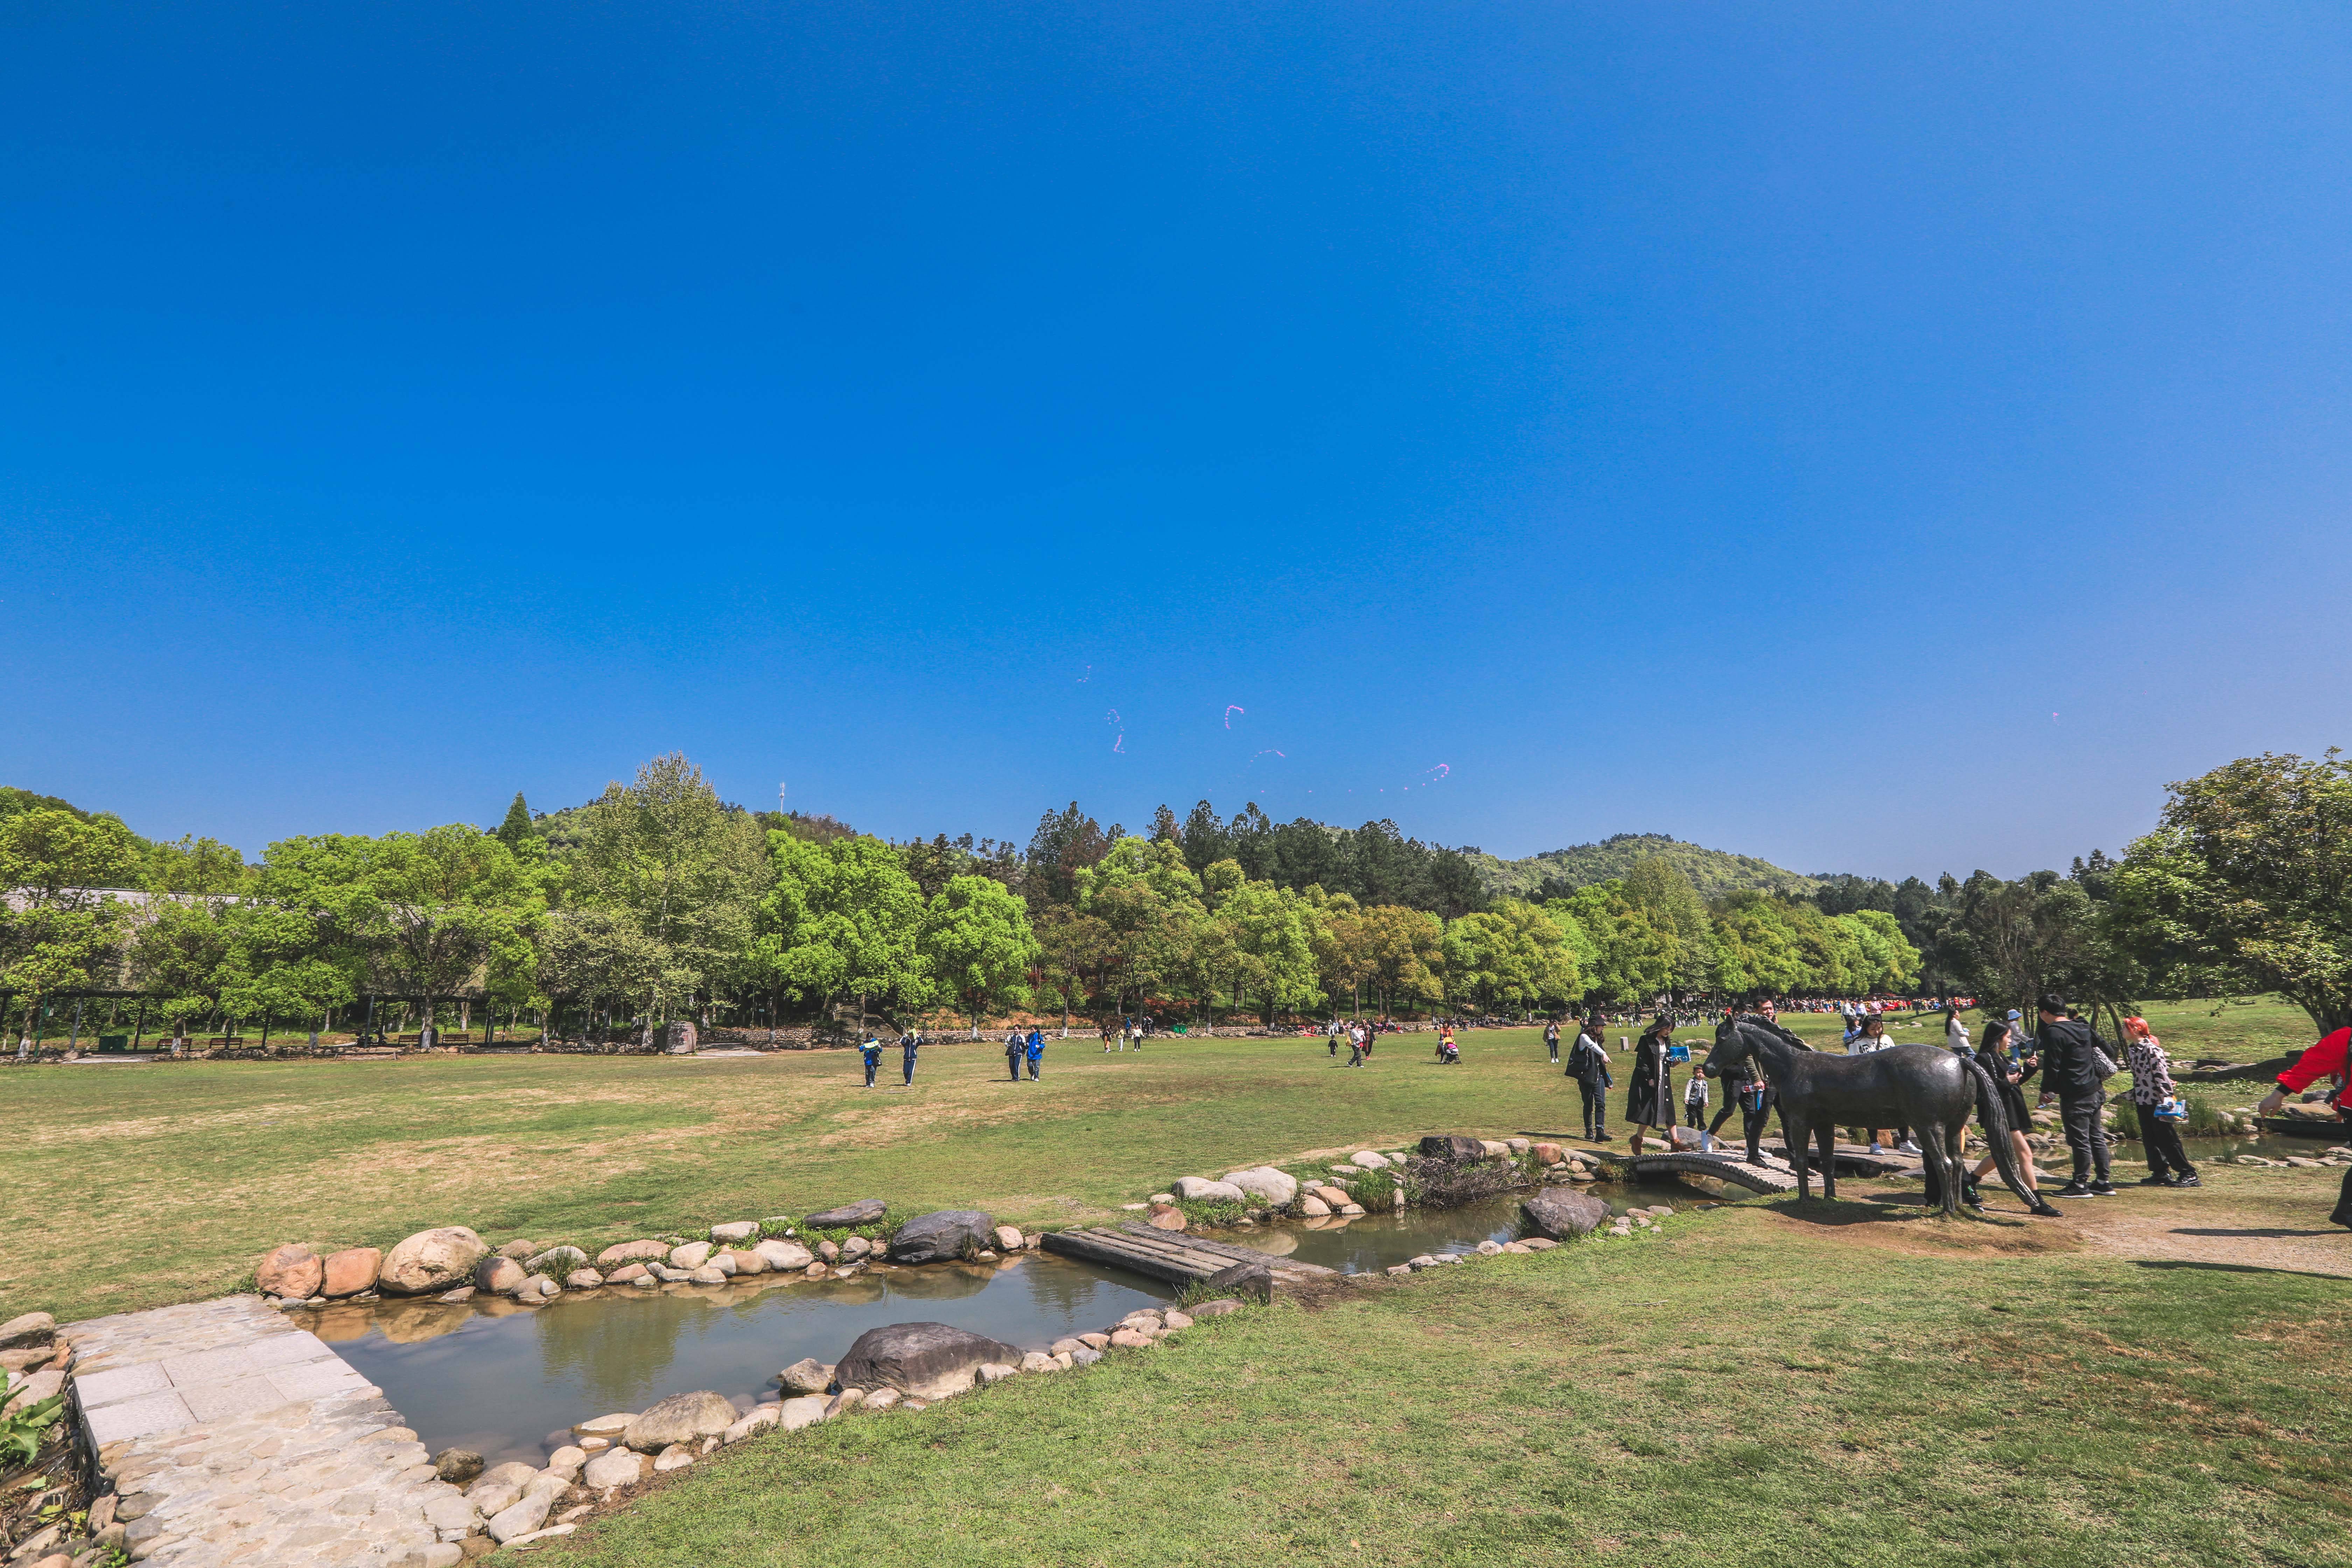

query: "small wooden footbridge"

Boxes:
[1042, 1222, 1336, 1286]
[1580, 1140, 1923, 1196]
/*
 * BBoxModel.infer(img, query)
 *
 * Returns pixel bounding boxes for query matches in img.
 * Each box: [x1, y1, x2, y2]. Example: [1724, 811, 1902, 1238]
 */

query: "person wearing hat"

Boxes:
[1625, 1015, 1678, 1157]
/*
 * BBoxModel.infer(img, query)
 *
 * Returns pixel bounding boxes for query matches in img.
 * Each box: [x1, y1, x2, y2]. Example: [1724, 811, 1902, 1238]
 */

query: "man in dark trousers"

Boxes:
[899, 1030, 922, 1087]
[2258, 1023, 2352, 1228]
[1025, 1027, 1044, 1080]
[2037, 994, 2115, 1197]
[859, 1034, 881, 1088]
[1004, 1029, 1025, 1082]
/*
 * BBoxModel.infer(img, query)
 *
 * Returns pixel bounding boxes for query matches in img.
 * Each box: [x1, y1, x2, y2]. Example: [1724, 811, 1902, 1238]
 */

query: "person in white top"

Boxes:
[1944, 1005, 1970, 1054]
[1848, 1015, 1916, 1155]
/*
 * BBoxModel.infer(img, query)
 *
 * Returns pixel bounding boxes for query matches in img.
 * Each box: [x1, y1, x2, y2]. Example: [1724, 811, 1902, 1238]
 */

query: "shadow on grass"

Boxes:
[2137, 1257, 2352, 1281]
[2169, 1225, 2350, 1239]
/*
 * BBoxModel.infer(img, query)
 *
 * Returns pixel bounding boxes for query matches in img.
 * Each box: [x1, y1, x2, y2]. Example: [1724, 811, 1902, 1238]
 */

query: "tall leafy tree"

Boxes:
[1, 810, 140, 1049]
[761, 833, 933, 1028]
[495, 792, 536, 850]
[568, 754, 766, 1023]
[2108, 751, 2352, 1034]
[1026, 802, 1114, 905]
[921, 874, 1039, 1032]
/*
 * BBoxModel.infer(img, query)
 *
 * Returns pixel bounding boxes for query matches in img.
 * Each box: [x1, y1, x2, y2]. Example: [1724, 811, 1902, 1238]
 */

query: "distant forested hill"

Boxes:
[1467, 833, 1822, 900]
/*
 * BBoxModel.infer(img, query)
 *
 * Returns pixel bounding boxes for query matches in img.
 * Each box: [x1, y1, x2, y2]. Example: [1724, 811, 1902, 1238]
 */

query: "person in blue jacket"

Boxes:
[858, 1034, 881, 1088]
[1025, 1028, 1045, 1080]
[900, 1030, 922, 1086]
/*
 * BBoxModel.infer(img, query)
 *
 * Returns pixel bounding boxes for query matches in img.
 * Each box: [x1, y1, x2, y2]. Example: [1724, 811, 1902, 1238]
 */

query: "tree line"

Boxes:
[5, 750, 2348, 1043]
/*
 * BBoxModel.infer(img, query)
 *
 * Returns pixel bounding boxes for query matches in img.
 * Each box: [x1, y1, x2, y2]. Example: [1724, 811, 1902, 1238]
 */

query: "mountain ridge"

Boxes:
[1466, 832, 1822, 900]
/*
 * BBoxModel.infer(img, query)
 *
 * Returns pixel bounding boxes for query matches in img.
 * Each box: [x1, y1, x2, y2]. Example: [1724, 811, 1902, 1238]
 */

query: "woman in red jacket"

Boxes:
[2258, 1026, 2352, 1229]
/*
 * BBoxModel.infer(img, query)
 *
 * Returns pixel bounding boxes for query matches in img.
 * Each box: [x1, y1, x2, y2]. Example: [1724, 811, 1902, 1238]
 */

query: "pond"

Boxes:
[297, 1253, 1171, 1467]
[1214, 1183, 1688, 1275]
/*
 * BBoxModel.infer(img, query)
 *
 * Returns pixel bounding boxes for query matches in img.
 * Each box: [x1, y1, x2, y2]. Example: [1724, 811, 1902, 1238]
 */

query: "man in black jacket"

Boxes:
[2037, 994, 2115, 1197]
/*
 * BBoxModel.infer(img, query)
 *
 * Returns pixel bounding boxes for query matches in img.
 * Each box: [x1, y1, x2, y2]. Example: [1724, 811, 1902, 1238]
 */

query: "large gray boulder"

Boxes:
[1171, 1176, 1245, 1203]
[621, 1390, 740, 1453]
[1521, 1188, 1611, 1241]
[379, 1227, 489, 1295]
[888, 1210, 994, 1265]
[806, 1199, 888, 1228]
[1221, 1167, 1298, 1206]
[835, 1322, 1024, 1401]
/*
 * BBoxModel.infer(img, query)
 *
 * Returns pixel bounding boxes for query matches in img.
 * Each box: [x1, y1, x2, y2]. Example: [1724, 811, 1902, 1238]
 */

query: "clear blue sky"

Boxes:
[6, 4, 2350, 880]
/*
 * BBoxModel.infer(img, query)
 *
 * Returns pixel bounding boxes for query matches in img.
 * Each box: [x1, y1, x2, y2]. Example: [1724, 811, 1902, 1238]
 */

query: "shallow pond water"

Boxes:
[1216, 1182, 1687, 1274]
[299, 1254, 1171, 1466]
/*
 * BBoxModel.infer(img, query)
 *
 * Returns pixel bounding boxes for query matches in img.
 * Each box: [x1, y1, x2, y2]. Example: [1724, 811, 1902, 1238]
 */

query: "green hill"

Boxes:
[1467, 833, 1822, 901]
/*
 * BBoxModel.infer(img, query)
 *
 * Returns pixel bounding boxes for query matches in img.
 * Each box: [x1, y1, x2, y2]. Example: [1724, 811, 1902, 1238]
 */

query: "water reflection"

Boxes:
[302, 1256, 1171, 1466]
[1219, 1183, 1683, 1275]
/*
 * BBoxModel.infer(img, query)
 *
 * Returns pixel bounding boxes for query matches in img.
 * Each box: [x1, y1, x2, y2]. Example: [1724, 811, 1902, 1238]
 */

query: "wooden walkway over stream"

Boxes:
[1042, 1222, 1337, 1285]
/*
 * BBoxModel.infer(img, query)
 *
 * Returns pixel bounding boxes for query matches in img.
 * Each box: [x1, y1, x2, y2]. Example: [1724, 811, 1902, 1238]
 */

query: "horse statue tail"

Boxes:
[1961, 1054, 2041, 1212]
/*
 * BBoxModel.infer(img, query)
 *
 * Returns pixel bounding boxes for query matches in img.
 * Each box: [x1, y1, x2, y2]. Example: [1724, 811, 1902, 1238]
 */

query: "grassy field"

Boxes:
[10, 1002, 2351, 1563]
[526, 1192, 2352, 1568]
[4, 1000, 2332, 1326]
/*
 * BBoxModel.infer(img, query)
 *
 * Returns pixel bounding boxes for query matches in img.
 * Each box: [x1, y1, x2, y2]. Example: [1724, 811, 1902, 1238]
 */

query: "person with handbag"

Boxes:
[2121, 1016, 2198, 1187]
[2255, 1023, 2352, 1228]
[2037, 993, 2116, 1197]
[1967, 1017, 2061, 1214]
[1566, 1018, 1612, 1139]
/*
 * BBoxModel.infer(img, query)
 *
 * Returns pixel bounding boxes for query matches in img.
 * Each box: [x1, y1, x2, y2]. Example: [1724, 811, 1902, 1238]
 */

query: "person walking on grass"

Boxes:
[860, 1033, 882, 1089]
[2122, 1016, 2198, 1189]
[1008, 1030, 1027, 1082]
[1025, 1027, 1045, 1080]
[1545, 1018, 1562, 1064]
[1625, 1016, 1678, 1156]
[900, 1030, 922, 1087]
[1968, 1017, 2060, 1214]
[1683, 1065, 1709, 1133]
[2038, 994, 2116, 1198]
[1567, 1018, 1612, 1139]
[2257, 1021, 2352, 1229]
[1346, 1023, 1365, 1067]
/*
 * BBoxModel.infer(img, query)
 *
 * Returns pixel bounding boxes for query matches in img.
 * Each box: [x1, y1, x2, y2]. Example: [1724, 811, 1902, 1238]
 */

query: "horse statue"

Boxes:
[1704, 1016, 2041, 1217]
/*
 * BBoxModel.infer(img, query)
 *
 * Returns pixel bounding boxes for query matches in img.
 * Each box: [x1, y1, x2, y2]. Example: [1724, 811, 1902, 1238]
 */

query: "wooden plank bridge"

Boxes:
[1042, 1222, 1337, 1285]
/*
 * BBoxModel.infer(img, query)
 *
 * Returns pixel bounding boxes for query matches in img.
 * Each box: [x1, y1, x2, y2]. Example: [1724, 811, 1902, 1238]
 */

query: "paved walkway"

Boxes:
[65, 1296, 476, 1567]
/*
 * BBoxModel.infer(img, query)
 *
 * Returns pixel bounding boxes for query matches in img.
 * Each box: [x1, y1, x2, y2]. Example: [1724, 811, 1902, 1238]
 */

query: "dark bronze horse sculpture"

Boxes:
[1704, 1017, 2040, 1217]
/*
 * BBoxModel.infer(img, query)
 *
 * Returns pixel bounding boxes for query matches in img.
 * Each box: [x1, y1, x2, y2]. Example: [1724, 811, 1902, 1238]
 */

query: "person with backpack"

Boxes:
[2121, 1016, 2198, 1188]
[2258, 1022, 2352, 1228]
[1567, 1017, 1612, 1139]
[2037, 993, 2116, 1197]
[859, 1033, 882, 1088]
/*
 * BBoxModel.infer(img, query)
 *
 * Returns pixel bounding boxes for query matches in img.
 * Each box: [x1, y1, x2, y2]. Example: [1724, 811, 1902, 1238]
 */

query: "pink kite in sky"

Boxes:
[1223, 705, 1245, 728]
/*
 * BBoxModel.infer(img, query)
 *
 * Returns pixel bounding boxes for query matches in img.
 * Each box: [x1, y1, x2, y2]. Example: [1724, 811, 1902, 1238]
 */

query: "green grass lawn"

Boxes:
[13, 1005, 2351, 1566]
[7, 1003, 2334, 1326]
[530, 1196, 2352, 1568]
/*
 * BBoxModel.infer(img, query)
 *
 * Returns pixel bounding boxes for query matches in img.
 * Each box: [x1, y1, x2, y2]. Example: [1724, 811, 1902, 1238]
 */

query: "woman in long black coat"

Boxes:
[1625, 1017, 1678, 1156]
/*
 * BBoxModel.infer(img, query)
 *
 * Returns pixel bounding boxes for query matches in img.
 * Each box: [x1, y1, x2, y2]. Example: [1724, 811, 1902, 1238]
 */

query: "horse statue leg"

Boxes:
[1816, 1122, 1838, 1200]
[1917, 1120, 1952, 1216]
[1785, 1111, 1812, 1200]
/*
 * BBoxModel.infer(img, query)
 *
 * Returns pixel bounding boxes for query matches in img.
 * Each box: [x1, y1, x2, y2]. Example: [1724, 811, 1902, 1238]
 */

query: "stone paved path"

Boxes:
[64, 1296, 478, 1567]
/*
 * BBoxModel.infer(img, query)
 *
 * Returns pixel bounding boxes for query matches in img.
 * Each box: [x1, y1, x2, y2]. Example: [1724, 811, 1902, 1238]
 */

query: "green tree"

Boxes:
[1623, 854, 1718, 994]
[495, 792, 536, 850]
[921, 875, 1039, 1032]
[1444, 899, 1582, 1014]
[0, 810, 141, 1050]
[145, 836, 251, 895]
[259, 826, 544, 1043]
[567, 755, 766, 1025]
[2108, 750, 2352, 1034]
[1358, 904, 1444, 1016]
[761, 833, 934, 1030]
[1555, 881, 1680, 1006]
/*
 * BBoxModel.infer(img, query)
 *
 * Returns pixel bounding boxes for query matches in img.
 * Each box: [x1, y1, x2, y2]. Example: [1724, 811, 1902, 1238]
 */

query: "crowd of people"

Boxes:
[1534, 993, 2230, 1214]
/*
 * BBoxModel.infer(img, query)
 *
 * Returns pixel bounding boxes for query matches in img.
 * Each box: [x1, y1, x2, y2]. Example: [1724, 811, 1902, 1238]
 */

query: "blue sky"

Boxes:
[5, 4, 2350, 879]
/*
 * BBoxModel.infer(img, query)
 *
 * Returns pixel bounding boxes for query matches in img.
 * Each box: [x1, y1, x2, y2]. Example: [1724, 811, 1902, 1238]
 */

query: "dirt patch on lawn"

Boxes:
[1742, 1169, 2352, 1278]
